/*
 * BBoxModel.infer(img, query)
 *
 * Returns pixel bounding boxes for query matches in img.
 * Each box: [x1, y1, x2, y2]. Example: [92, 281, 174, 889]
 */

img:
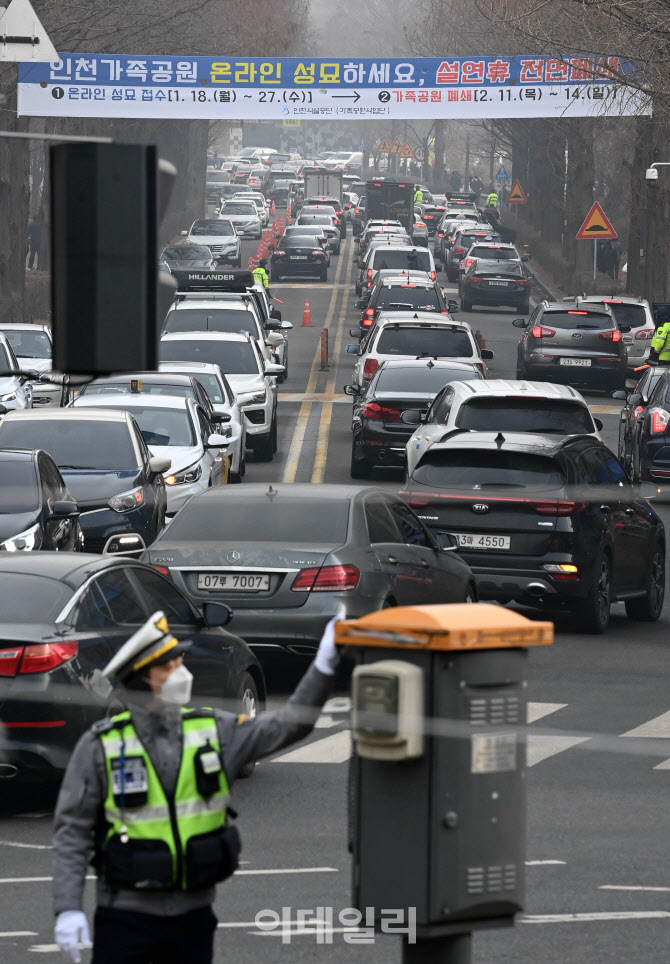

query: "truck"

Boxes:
[360, 178, 414, 235]
[301, 167, 343, 204]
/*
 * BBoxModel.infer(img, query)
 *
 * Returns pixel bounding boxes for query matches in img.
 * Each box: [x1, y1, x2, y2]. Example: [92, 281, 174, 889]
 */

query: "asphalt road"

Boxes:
[1, 224, 669, 963]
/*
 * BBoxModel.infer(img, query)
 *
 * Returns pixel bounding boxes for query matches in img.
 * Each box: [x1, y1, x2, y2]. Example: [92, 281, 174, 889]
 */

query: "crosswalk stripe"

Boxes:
[527, 736, 591, 767]
[621, 711, 670, 738]
[272, 731, 352, 764]
[527, 702, 567, 723]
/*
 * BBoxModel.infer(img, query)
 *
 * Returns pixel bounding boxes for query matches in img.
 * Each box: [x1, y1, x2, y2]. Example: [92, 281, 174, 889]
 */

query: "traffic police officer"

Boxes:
[252, 259, 270, 289]
[486, 189, 499, 208]
[650, 308, 670, 365]
[413, 186, 424, 204]
[53, 611, 340, 963]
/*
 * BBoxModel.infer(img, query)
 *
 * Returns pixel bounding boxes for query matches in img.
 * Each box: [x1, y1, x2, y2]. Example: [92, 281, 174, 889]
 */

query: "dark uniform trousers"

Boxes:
[92, 906, 218, 964]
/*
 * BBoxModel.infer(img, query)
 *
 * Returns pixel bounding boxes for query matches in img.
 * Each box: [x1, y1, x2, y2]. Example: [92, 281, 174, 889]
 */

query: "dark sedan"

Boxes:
[144, 484, 477, 662]
[159, 243, 214, 272]
[0, 554, 265, 782]
[345, 359, 483, 478]
[461, 258, 531, 313]
[622, 367, 670, 486]
[270, 235, 328, 281]
[612, 366, 663, 475]
[0, 448, 82, 552]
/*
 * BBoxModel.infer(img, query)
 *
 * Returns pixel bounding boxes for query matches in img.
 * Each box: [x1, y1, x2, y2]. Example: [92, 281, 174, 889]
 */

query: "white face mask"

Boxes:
[159, 664, 193, 706]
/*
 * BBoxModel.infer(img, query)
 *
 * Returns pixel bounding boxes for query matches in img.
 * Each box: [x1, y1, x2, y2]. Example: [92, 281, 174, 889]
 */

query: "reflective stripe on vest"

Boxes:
[99, 710, 229, 890]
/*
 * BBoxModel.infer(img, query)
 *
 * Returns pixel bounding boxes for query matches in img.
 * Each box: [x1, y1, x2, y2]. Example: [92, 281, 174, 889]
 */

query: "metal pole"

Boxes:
[593, 239, 597, 280]
[320, 327, 329, 370]
[402, 933, 472, 964]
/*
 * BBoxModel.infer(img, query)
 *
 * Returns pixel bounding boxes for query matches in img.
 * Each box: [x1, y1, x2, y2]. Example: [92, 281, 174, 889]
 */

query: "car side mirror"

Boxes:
[180, 230, 188, 236]
[611, 390, 628, 400]
[264, 362, 285, 375]
[437, 532, 459, 552]
[264, 320, 281, 331]
[627, 392, 643, 406]
[355, 298, 366, 308]
[512, 318, 529, 328]
[206, 432, 229, 448]
[51, 500, 80, 518]
[481, 348, 495, 360]
[594, 417, 604, 431]
[343, 384, 360, 396]
[401, 409, 422, 425]
[619, 324, 631, 334]
[434, 264, 442, 273]
[269, 307, 282, 321]
[349, 327, 363, 338]
[201, 601, 232, 628]
[347, 344, 362, 355]
[281, 320, 293, 329]
[211, 411, 232, 424]
[149, 455, 172, 474]
[447, 299, 459, 313]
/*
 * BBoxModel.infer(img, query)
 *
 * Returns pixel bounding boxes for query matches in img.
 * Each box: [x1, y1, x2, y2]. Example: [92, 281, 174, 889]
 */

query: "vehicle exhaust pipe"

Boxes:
[0, 764, 18, 779]
[527, 582, 547, 597]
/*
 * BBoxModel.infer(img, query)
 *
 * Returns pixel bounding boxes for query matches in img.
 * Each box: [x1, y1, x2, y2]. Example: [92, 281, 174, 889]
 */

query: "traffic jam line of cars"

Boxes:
[0, 176, 665, 787]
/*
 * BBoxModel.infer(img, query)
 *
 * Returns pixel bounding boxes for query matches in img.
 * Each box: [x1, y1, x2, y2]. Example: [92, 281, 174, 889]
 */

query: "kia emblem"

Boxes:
[227, 550, 241, 562]
[472, 504, 489, 513]
[572, 332, 582, 339]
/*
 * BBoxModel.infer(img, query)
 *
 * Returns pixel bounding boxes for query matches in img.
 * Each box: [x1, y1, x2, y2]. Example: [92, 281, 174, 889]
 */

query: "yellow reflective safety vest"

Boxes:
[98, 709, 233, 892]
[414, 189, 423, 203]
[487, 192, 499, 207]
[252, 266, 269, 288]
[651, 322, 670, 362]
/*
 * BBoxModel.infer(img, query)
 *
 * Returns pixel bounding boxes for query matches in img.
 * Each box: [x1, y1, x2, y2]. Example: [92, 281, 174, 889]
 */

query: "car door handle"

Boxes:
[387, 555, 399, 565]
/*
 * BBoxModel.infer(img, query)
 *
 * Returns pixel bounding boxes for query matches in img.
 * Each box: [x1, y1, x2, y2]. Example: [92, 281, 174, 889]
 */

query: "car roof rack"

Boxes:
[171, 268, 255, 293]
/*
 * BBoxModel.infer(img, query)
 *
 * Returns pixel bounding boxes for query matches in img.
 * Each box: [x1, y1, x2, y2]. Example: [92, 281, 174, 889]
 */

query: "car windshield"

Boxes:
[374, 286, 442, 312]
[376, 366, 479, 393]
[543, 310, 613, 330]
[299, 216, 332, 225]
[191, 221, 234, 237]
[370, 250, 432, 272]
[164, 309, 258, 336]
[279, 237, 321, 250]
[167, 498, 350, 544]
[114, 406, 195, 447]
[2, 329, 51, 359]
[474, 261, 524, 276]
[376, 327, 473, 357]
[0, 460, 39, 512]
[162, 246, 210, 261]
[160, 339, 259, 375]
[81, 382, 194, 400]
[222, 203, 257, 216]
[597, 302, 648, 328]
[413, 450, 566, 489]
[457, 233, 497, 248]
[456, 398, 595, 434]
[269, 172, 295, 182]
[191, 373, 227, 405]
[0, 574, 70, 622]
[0, 420, 136, 470]
[302, 207, 336, 217]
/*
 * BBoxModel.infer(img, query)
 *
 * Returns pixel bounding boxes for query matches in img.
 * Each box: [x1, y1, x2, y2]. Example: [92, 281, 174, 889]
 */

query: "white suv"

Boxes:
[218, 199, 262, 239]
[159, 331, 283, 462]
[579, 295, 656, 371]
[163, 293, 275, 365]
[404, 379, 602, 477]
[347, 313, 489, 388]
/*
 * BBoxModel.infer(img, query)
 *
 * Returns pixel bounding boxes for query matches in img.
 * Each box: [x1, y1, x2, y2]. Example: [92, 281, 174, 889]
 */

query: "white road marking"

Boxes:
[0, 931, 38, 937]
[527, 736, 591, 767]
[622, 711, 670, 738]
[521, 911, 670, 923]
[653, 759, 670, 770]
[600, 885, 670, 892]
[272, 730, 352, 764]
[526, 860, 566, 866]
[314, 715, 340, 729]
[236, 867, 338, 876]
[527, 702, 567, 723]
[0, 840, 52, 850]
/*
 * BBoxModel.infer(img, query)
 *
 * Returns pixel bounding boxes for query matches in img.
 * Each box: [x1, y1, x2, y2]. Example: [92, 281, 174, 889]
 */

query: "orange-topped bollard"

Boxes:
[335, 603, 553, 964]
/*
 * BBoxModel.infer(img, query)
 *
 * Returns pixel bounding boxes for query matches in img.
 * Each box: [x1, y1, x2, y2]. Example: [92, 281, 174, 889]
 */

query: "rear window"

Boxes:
[542, 311, 613, 330]
[457, 233, 497, 249]
[370, 250, 431, 272]
[191, 221, 234, 237]
[374, 286, 442, 312]
[159, 340, 258, 376]
[0, 459, 39, 512]
[456, 398, 595, 434]
[470, 246, 518, 260]
[167, 499, 350, 543]
[413, 450, 566, 489]
[595, 302, 648, 329]
[0, 419, 136, 470]
[376, 327, 473, 358]
[164, 309, 257, 337]
[475, 261, 524, 277]
[0, 574, 70, 623]
[376, 366, 479, 393]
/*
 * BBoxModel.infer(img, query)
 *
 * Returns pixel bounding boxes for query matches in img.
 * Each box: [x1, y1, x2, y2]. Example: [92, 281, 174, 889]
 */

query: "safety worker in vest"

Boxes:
[486, 189, 499, 208]
[52, 610, 340, 963]
[414, 186, 423, 204]
[252, 258, 269, 289]
[650, 308, 670, 365]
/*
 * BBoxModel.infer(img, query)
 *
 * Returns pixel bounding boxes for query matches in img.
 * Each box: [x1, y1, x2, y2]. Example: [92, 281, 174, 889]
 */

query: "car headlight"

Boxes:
[164, 463, 202, 486]
[243, 390, 267, 405]
[109, 488, 145, 512]
[0, 523, 41, 552]
[0, 392, 17, 402]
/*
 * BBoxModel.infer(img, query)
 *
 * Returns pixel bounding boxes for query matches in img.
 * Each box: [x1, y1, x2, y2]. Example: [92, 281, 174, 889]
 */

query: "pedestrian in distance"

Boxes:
[252, 258, 272, 299]
[27, 217, 41, 270]
[52, 610, 341, 963]
[599, 240, 617, 279]
[486, 188, 499, 208]
[650, 307, 670, 365]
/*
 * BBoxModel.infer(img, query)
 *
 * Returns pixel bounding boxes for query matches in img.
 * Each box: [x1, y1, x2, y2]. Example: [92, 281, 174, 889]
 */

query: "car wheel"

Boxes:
[625, 541, 665, 621]
[253, 430, 274, 462]
[579, 552, 611, 634]
[237, 673, 259, 778]
[350, 448, 372, 479]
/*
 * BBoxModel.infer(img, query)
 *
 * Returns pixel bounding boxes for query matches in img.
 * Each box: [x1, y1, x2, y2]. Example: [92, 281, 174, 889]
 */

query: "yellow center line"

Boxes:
[282, 243, 348, 483]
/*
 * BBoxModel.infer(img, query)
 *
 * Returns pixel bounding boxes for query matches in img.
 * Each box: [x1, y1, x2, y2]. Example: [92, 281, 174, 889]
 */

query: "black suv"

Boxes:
[514, 299, 629, 391]
[355, 277, 453, 332]
[401, 431, 665, 633]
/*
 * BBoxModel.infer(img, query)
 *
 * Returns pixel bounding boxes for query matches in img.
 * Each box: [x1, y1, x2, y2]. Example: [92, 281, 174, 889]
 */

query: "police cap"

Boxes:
[103, 611, 191, 682]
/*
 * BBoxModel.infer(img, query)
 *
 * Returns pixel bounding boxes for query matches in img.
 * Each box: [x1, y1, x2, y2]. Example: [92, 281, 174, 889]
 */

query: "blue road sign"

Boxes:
[496, 165, 509, 182]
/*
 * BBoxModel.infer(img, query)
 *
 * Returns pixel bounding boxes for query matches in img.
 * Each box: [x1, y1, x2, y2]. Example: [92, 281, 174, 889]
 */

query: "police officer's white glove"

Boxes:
[314, 615, 341, 676]
[55, 910, 90, 963]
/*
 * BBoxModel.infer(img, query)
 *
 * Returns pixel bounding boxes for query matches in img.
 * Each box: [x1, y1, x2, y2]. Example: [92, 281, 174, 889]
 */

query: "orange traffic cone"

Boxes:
[271, 199, 276, 216]
[302, 299, 312, 327]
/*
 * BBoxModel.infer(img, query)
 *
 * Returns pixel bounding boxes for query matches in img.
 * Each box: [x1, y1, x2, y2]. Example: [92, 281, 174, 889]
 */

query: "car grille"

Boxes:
[245, 409, 265, 425]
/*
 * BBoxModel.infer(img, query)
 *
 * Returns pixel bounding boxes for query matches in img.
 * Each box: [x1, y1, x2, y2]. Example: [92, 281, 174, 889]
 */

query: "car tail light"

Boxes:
[532, 326, 556, 338]
[635, 329, 654, 340]
[438, 231, 444, 238]
[152, 565, 173, 579]
[631, 405, 645, 423]
[363, 358, 379, 380]
[453, 246, 465, 255]
[291, 564, 360, 592]
[0, 642, 78, 677]
[464, 258, 475, 269]
[568, 310, 589, 315]
[651, 408, 670, 434]
[273, 250, 286, 257]
[311, 249, 324, 257]
[355, 208, 360, 215]
[362, 402, 401, 420]
[534, 500, 585, 516]
[362, 308, 375, 327]
[599, 330, 622, 342]
[468, 276, 483, 284]
[367, 268, 373, 281]
[514, 278, 530, 286]
[430, 270, 436, 281]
